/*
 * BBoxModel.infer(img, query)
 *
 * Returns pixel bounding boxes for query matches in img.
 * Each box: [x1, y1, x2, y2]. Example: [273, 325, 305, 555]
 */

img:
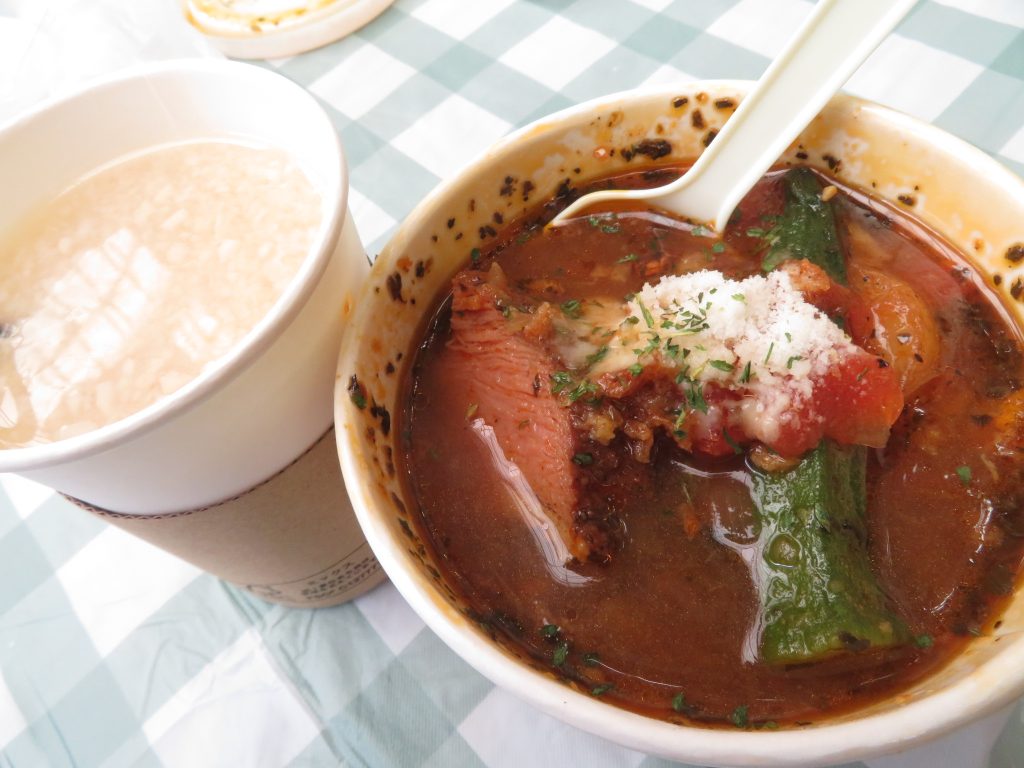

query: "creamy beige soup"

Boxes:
[0, 140, 320, 448]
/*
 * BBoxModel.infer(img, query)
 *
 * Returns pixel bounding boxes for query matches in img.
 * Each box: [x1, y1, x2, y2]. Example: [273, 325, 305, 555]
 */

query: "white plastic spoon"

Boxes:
[550, 0, 918, 232]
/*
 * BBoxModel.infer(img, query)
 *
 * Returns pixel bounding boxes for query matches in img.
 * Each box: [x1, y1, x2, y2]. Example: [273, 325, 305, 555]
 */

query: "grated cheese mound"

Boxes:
[589, 270, 859, 441]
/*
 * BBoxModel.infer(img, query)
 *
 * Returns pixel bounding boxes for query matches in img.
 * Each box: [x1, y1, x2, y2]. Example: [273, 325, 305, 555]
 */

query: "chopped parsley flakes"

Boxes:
[722, 429, 743, 455]
[585, 345, 609, 367]
[552, 642, 569, 667]
[549, 371, 573, 394]
[729, 704, 749, 728]
[560, 299, 583, 318]
[637, 297, 655, 329]
[739, 361, 752, 383]
[671, 692, 691, 714]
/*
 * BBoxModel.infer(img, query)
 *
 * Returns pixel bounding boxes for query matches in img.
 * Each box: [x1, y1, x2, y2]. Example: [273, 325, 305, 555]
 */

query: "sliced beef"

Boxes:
[447, 267, 614, 562]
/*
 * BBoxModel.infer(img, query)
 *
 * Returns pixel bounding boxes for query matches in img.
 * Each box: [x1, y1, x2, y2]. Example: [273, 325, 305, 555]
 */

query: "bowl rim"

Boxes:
[0, 58, 347, 472]
[335, 80, 1024, 766]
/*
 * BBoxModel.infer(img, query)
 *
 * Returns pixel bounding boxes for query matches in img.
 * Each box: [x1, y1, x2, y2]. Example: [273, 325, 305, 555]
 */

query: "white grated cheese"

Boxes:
[580, 270, 859, 442]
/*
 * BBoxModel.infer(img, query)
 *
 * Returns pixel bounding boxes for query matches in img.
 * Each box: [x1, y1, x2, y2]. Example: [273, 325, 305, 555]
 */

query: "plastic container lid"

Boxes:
[183, 0, 396, 60]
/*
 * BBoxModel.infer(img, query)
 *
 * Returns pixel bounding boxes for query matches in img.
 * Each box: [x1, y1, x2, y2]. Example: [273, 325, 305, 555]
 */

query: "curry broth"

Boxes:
[399, 167, 1024, 726]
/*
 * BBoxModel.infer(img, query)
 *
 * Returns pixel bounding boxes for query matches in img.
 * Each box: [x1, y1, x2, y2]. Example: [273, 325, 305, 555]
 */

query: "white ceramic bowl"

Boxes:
[0, 59, 367, 513]
[335, 82, 1024, 766]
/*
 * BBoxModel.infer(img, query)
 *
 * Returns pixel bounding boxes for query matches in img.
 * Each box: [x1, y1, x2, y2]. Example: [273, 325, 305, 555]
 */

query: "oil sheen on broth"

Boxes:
[401, 166, 1024, 727]
[0, 140, 319, 447]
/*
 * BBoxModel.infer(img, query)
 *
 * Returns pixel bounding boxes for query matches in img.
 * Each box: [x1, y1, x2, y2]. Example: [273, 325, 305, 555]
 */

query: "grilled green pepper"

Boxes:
[749, 167, 907, 663]
[760, 167, 846, 284]
[751, 442, 910, 665]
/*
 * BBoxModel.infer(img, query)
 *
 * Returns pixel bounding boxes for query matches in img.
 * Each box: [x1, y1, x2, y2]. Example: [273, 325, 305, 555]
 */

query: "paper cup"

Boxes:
[336, 82, 1024, 762]
[0, 60, 384, 606]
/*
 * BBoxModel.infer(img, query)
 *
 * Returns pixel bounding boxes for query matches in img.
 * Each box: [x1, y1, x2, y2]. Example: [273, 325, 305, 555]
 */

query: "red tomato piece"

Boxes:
[817, 352, 905, 449]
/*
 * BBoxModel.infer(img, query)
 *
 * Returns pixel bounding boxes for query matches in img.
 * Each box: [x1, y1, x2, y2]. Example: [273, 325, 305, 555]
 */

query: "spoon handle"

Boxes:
[551, 0, 917, 231]
[668, 0, 917, 231]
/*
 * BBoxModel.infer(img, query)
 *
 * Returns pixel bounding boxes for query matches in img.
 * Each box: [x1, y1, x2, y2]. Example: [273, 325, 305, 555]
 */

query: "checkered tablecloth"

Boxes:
[2, 1, 1024, 766]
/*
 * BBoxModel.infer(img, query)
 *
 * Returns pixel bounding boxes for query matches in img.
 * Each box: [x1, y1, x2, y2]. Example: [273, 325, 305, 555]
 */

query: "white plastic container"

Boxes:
[183, 0, 396, 60]
[0, 59, 367, 515]
[335, 82, 1024, 765]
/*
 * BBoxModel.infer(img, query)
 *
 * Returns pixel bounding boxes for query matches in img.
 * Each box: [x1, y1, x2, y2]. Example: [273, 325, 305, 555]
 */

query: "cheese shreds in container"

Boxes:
[184, 0, 396, 59]
[583, 270, 860, 444]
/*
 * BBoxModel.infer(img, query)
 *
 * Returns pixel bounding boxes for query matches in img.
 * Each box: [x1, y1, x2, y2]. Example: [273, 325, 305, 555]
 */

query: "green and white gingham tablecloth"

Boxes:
[2, 1, 1024, 766]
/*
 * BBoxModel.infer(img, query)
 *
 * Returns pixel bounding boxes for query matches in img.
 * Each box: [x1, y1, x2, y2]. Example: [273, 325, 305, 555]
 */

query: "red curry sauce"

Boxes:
[399, 167, 1024, 727]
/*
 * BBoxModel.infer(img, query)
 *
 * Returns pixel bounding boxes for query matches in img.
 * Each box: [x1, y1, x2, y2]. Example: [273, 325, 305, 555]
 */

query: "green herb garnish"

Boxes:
[915, 634, 934, 649]
[764, 342, 775, 364]
[582, 652, 600, 666]
[560, 299, 583, 318]
[685, 380, 709, 414]
[549, 371, 573, 394]
[617, 253, 638, 263]
[540, 624, 560, 638]
[470, 247, 481, 264]
[572, 453, 594, 466]
[739, 361, 752, 383]
[730, 704, 749, 728]
[567, 379, 599, 403]
[553, 642, 569, 667]
[628, 363, 643, 376]
[709, 359, 734, 373]
[712, 242, 725, 253]
[723, 429, 743, 455]
[673, 404, 688, 436]
[585, 346, 609, 367]
[671, 692, 689, 713]
[591, 683, 614, 697]
[636, 297, 655, 329]
[786, 354, 803, 370]
[956, 465, 972, 486]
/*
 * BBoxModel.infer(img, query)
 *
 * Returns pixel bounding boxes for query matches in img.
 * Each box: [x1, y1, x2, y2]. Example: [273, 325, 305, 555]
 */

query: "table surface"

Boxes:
[3, 1, 1024, 766]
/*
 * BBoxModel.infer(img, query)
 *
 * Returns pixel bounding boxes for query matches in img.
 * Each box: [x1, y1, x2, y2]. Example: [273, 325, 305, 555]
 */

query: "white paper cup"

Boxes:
[0, 60, 384, 605]
[0, 59, 365, 512]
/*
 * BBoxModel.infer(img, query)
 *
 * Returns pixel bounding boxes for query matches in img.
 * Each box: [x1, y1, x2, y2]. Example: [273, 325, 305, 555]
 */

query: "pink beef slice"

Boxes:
[447, 269, 602, 563]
